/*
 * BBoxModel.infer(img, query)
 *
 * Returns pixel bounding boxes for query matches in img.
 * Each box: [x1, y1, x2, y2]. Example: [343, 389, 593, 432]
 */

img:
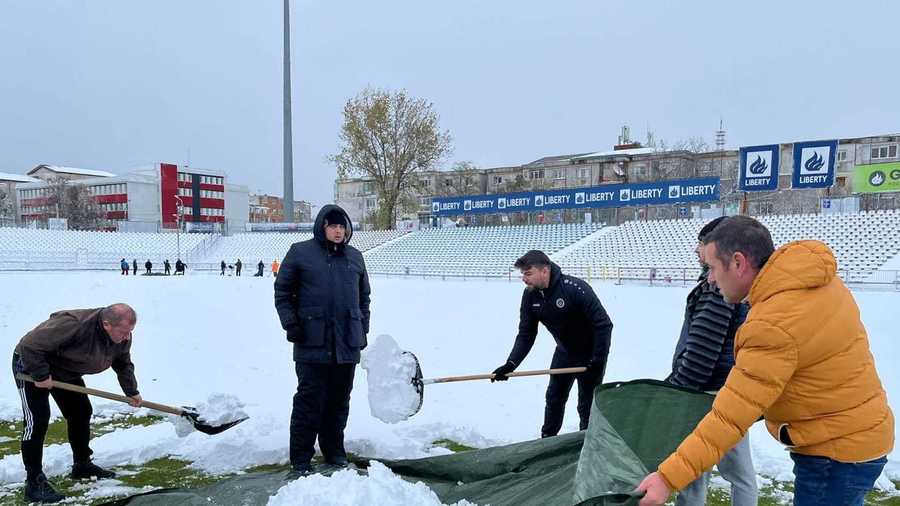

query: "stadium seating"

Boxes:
[362, 223, 602, 277]
[555, 210, 900, 284]
[200, 230, 408, 266]
[0, 228, 210, 270]
[1, 211, 897, 286]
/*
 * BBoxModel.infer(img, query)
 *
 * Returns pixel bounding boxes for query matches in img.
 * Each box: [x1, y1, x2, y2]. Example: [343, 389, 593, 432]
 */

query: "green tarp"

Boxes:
[109, 380, 713, 506]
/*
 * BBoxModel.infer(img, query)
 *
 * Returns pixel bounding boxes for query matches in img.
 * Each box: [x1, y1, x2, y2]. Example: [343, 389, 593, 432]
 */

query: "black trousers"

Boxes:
[13, 353, 93, 479]
[541, 348, 600, 437]
[290, 362, 356, 466]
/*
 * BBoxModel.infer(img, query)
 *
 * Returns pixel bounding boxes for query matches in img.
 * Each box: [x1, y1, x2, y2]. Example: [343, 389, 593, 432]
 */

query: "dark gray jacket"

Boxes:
[506, 263, 613, 374]
[273, 205, 371, 364]
[16, 308, 139, 396]
[667, 274, 747, 391]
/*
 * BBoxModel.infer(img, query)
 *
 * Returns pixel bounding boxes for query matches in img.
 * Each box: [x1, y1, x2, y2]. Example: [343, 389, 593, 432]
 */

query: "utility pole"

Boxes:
[282, 0, 295, 223]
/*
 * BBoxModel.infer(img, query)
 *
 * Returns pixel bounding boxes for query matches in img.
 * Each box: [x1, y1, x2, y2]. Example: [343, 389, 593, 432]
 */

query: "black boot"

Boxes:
[286, 462, 315, 480]
[324, 455, 348, 467]
[24, 473, 65, 503]
[71, 460, 116, 480]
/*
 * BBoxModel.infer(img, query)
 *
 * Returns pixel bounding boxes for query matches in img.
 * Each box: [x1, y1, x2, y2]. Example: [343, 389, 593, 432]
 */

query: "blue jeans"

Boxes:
[791, 453, 887, 505]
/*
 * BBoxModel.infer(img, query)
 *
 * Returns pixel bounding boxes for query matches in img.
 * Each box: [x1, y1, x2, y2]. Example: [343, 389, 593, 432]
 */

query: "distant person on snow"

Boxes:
[163, 259, 171, 275]
[119, 258, 129, 276]
[235, 259, 242, 276]
[665, 217, 757, 506]
[13, 303, 142, 503]
[131, 259, 137, 276]
[175, 259, 186, 275]
[220, 260, 226, 276]
[491, 250, 613, 438]
[271, 259, 280, 278]
[255, 260, 264, 277]
[275, 205, 371, 478]
[144, 259, 152, 275]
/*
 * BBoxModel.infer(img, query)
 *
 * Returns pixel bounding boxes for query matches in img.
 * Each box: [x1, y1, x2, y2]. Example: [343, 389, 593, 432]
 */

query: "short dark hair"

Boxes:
[702, 216, 774, 270]
[101, 303, 137, 327]
[697, 216, 727, 242]
[514, 250, 551, 270]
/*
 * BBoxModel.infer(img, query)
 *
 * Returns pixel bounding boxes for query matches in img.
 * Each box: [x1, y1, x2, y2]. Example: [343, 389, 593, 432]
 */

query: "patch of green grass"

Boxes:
[245, 463, 291, 474]
[431, 439, 476, 453]
[702, 476, 900, 505]
[0, 413, 164, 460]
[116, 457, 217, 490]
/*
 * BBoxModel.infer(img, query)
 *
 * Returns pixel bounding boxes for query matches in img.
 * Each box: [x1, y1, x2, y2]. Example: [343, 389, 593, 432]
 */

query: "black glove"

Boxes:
[585, 358, 605, 383]
[491, 361, 516, 382]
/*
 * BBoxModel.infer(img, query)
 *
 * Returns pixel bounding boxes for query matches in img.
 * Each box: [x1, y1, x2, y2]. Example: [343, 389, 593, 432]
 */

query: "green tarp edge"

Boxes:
[107, 380, 713, 506]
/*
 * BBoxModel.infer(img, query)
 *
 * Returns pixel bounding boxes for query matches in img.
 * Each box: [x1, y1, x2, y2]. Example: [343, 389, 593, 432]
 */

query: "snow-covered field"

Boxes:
[0, 272, 896, 503]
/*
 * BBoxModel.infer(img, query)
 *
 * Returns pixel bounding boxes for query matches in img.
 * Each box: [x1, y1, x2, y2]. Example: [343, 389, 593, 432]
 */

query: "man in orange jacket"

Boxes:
[638, 216, 894, 505]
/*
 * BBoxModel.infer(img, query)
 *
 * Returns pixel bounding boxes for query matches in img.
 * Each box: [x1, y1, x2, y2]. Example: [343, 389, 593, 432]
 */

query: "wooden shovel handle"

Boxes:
[423, 366, 588, 385]
[16, 373, 183, 416]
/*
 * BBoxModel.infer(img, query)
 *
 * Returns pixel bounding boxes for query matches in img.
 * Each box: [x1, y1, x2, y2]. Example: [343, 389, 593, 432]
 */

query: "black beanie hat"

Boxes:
[324, 209, 347, 228]
[698, 216, 727, 242]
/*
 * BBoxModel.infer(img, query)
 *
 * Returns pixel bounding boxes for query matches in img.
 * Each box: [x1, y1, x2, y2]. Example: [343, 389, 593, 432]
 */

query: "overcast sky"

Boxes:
[1, 1, 897, 204]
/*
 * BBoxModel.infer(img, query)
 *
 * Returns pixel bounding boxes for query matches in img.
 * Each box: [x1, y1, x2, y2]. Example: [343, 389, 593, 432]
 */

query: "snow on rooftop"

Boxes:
[0, 172, 38, 183]
[35, 165, 117, 178]
[569, 147, 658, 160]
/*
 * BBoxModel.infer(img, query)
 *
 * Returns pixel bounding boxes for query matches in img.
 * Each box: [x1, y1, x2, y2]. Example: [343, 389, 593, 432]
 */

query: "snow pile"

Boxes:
[267, 461, 477, 506]
[171, 393, 248, 437]
[361, 335, 422, 423]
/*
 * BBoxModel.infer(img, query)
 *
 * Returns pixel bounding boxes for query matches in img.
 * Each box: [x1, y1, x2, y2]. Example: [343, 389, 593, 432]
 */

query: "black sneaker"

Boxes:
[71, 460, 116, 480]
[24, 473, 65, 503]
[286, 462, 315, 480]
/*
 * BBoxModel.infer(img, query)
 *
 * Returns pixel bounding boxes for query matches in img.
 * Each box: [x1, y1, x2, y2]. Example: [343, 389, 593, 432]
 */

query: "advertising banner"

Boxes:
[792, 140, 837, 189]
[431, 177, 720, 216]
[739, 144, 780, 191]
[853, 162, 900, 193]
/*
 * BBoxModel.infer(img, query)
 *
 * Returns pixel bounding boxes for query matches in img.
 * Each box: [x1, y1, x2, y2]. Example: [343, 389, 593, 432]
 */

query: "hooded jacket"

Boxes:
[658, 240, 894, 491]
[273, 205, 371, 364]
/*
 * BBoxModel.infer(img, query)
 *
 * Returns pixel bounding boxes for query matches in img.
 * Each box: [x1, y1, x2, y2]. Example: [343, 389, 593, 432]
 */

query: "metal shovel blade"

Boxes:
[180, 406, 248, 435]
[405, 351, 425, 418]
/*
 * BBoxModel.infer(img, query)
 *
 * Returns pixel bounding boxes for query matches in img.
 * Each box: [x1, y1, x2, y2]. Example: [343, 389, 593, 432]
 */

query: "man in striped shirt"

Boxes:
[666, 217, 758, 506]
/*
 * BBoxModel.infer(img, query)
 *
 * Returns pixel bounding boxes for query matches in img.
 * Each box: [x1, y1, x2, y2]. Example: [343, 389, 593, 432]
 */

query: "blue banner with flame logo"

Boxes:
[739, 144, 780, 192]
[791, 140, 837, 189]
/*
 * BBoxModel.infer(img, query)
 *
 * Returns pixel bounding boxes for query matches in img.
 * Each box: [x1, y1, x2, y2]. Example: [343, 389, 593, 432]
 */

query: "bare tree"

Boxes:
[431, 161, 482, 197]
[332, 87, 452, 229]
[652, 137, 711, 179]
[45, 178, 104, 229]
[0, 187, 15, 225]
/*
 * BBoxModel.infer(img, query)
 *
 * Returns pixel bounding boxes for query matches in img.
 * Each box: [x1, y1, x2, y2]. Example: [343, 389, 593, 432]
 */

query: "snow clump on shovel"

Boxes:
[171, 393, 248, 437]
[361, 335, 421, 423]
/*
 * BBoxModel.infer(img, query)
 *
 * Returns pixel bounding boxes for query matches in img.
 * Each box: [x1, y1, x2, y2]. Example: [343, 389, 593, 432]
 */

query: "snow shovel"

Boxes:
[404, 351, 587, 417]
[16, 374, 247, 435]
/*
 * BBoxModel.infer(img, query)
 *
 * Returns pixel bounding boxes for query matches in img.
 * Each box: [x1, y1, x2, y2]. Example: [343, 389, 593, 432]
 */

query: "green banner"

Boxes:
[854, 162, 900, 193]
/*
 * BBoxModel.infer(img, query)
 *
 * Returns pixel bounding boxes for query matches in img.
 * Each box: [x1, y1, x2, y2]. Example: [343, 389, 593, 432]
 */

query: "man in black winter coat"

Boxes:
[665, 217, 757, 506]
[274, 204, 371, 477]
[491, 250, 613, 437]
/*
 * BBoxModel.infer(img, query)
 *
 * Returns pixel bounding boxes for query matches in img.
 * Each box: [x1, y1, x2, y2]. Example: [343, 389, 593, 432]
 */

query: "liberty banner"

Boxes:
[853, 162, 900, 193]
[792, 140, 837, 189]
[431, 177, 720, 216]
[739, 144, 780, 191]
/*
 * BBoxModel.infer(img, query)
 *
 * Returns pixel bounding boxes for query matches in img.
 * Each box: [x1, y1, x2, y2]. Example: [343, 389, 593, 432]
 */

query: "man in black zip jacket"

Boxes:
[665, 217, 757, 506]
[274, 204, 371, 477]
[491, 250, 613, 437]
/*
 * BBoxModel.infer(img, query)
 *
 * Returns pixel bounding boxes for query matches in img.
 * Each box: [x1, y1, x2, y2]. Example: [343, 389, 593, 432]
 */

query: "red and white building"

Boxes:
[16, 163, 248, 231]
